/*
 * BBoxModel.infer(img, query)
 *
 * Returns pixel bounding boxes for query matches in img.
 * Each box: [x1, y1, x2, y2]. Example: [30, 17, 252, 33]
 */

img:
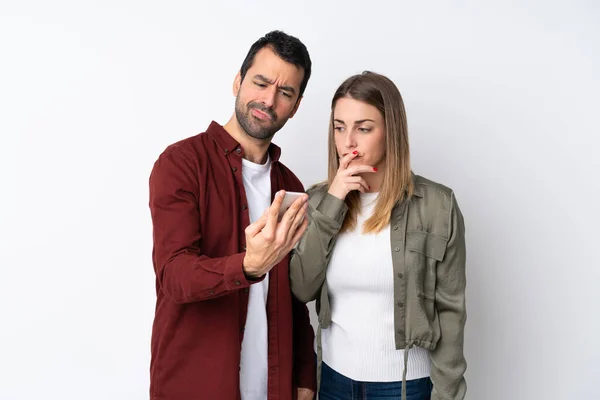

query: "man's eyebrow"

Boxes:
[254, 74, 273, 84]
[254, 74, 297, 95]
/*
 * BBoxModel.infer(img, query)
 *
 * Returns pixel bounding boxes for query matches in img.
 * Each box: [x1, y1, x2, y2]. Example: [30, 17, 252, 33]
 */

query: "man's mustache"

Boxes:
[248, 102, 277, 121]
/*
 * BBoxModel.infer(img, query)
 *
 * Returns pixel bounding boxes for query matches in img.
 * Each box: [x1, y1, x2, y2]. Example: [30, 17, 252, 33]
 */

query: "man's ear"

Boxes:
[233, 71, 242, 96]
[289, 95, 303, 118]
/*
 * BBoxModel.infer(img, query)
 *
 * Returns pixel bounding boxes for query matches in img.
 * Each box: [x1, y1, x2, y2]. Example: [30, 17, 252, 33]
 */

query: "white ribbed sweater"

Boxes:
[321, 192, 431, 381]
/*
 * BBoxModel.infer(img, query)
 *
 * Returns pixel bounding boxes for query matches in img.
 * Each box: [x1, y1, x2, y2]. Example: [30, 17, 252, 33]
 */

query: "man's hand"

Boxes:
[243, 191, 309, 279]
[296, 387, 315, 400]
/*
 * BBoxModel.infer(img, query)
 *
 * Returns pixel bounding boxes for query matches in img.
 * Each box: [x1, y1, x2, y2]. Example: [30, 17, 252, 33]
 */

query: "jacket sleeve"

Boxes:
[289, 188, 348, 303]
[291, 294, 317, 392]
[149, 150, 262, 304]
[430, 191, 468, 399]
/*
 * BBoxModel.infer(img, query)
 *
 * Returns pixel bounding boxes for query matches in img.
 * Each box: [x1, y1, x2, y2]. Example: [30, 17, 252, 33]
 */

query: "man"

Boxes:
[148, 31, 316, 400]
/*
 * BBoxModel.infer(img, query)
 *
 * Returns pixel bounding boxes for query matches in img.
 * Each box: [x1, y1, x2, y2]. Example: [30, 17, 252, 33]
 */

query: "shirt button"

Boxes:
[397, 301, 404, 308]
[395, 247, 401, 252]
[243, 245, 247, 251]
[232, 166, 238, 172]
[224, 149, 229, 153]
[243, 288, 249, 293]
[243, 204, 248, 210]
[397, 273, 403, 279]
[235, 148, 242, 154]
[393, 225, 399, 230]
[234, 280, 241, 286]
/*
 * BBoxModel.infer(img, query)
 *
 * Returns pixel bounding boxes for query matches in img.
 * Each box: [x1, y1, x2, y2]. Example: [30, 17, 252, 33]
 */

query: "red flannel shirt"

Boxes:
[149, 121, 316, 399]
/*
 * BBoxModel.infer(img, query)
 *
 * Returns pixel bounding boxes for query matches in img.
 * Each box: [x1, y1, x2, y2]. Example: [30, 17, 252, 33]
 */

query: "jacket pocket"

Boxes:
[405, 231, 448, 315]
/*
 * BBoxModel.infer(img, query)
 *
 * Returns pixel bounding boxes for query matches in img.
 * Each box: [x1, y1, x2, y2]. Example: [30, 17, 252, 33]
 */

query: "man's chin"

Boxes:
[251, 117, 273, 127]
[246, 127, 276, 140]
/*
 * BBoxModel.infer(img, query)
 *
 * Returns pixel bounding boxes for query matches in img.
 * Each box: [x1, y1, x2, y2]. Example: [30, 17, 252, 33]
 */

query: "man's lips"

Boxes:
[251, 108, 272, 121]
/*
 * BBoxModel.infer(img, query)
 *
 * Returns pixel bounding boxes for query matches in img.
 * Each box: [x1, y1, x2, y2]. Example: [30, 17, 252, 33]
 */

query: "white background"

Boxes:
[1, 1, 599, 399]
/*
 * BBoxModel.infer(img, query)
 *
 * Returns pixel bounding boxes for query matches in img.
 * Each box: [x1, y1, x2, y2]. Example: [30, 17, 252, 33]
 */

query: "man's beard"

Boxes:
[235, 98, 287, 140]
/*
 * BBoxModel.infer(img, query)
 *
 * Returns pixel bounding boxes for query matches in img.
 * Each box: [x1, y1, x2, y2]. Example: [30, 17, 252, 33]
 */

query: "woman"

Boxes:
[290, 71, 467, 400]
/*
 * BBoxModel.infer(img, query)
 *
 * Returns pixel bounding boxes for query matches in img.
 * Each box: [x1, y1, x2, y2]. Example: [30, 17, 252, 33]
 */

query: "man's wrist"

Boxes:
[242, 258, 261, 281]
[244, 270, 262, 281]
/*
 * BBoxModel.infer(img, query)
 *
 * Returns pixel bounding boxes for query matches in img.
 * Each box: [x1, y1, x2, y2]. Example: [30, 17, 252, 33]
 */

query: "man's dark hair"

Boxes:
[239, 30, 312, 98]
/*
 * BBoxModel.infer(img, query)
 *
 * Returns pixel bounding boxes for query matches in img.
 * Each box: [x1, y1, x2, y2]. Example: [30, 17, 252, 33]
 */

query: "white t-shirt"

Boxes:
[239, 155, 272, 400]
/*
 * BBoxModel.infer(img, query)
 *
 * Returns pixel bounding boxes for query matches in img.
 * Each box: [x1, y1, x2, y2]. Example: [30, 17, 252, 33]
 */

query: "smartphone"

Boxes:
[278, 191, 306, 219]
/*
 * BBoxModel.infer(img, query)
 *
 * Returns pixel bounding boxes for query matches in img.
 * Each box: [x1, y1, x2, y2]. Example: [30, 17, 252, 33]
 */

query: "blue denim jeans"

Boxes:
[319, 362, 432, 400]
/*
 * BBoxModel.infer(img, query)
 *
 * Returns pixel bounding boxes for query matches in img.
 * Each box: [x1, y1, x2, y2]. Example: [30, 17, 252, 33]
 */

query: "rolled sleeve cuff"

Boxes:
[316, 192, 348, 225]
[224, 252, 265, 290]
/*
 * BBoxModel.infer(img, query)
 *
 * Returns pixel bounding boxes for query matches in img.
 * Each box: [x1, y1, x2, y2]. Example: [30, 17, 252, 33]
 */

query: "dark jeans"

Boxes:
[319, 362, 432, 400]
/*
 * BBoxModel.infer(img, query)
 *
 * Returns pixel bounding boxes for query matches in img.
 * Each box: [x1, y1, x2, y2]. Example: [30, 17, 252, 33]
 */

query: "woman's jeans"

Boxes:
[319, 362, 433, 400]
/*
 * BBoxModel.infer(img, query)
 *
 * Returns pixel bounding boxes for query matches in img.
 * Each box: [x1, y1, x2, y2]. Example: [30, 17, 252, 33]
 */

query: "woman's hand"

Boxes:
[327, 151, 377, 200]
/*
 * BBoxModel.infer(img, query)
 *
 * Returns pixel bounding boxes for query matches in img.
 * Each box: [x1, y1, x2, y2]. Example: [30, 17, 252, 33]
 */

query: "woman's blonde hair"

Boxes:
[328, 71, 413, 233]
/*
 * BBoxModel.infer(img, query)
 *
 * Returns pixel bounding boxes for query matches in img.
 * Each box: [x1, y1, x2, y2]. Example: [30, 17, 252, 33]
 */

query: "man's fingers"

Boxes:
[278, 195, 307, 237]
[245, 212, 267, 237]
[296, 388, 314, 400]
[264, 190, 286, 235]
[288, 216, 309, 251]
[289, 202, 308, 233]
[281, 194, 307, 222]
[288, 194, 308, 214]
